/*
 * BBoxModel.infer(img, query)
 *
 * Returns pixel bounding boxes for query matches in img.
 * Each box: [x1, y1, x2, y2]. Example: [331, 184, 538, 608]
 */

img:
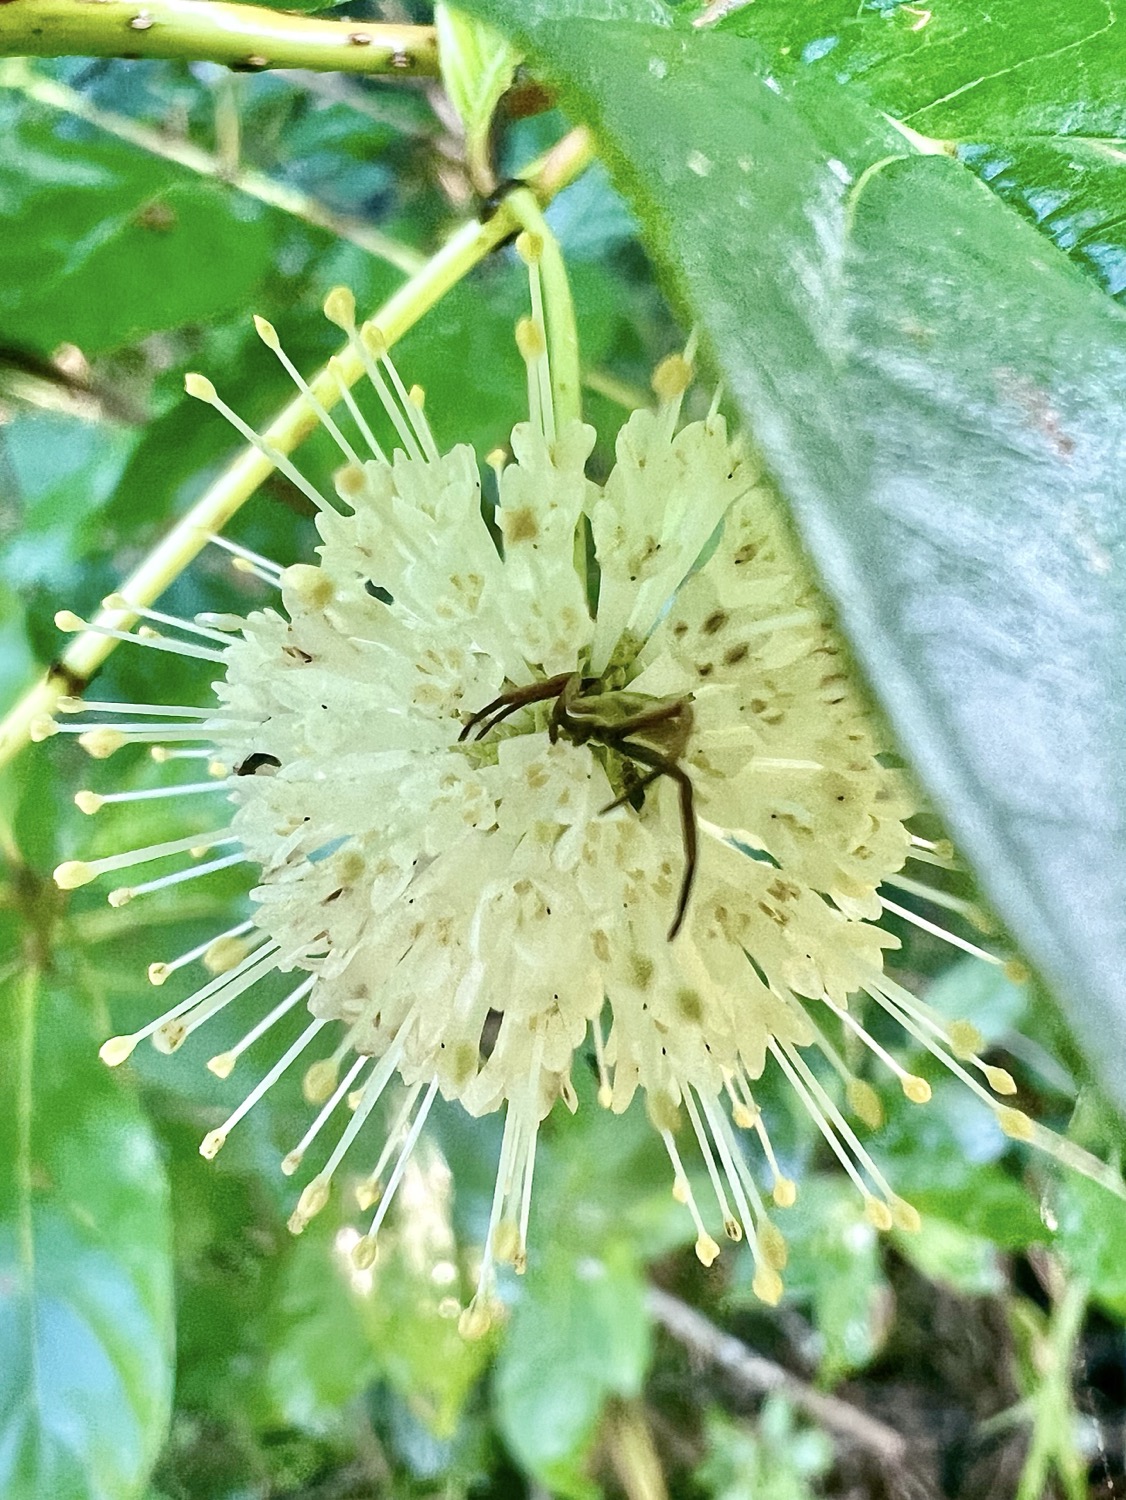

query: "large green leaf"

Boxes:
[0, 89, 275, 355]
[717, 1, 1126, 301]
[0, 961, 174, 1500]
[458, 11, 1126, 1104]
[720, 0, 1126, 138]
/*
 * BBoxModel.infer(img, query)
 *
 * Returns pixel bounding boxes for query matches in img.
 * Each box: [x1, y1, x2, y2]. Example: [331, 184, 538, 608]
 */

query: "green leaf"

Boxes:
[0, 962, 174, 1500]
[457, 12, 1126, 1108]
[720, 0, 1126, 139]
[716, 1, 1126, 300]
[494, 1239, 651, 1492]
[0, 89, 275, 355]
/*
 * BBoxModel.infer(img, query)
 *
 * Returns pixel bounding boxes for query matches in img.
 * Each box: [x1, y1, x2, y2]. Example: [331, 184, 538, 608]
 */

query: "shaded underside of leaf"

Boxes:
[455, 8, 1126, 1107]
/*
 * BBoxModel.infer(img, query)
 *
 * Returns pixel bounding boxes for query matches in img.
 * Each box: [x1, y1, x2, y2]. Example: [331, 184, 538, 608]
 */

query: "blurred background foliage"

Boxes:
[1, 4, 1125, 1499]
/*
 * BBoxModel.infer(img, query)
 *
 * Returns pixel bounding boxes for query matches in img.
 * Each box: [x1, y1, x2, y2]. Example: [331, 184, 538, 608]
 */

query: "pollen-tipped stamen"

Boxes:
[185, 374, 337, 516]
[209, 974, 316, 1080]
[281, 1052, 369, 1173]
[148, 918, 255, 986]
[201, 1015, 327, 1161]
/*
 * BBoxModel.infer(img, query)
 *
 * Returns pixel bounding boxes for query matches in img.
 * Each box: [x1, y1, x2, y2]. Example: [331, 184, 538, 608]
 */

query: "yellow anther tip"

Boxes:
[514, 229, 543, 264]
[203, 935, 250, 975]
[360, 322, 387, 356]
[296, 1176, 330, 1222]
[253, 314, 279, 349]
[902, 1074, 932, 1105]
[846, 1078, 884, 1130]
[54, 860, 93, 890]
[74, 791, 103, 815]
[864, 1197, 894, 1232]
[206, 1052, 236, 1080]
[752, 1266, 784, 1306]
[597, 1084, 614, 1109]
[355, 1178, 381, 1211]
[1004, 958, 1031, 985]
[947, 1019, 985, 1060]
[281, 1150, 303, 1178]
[984, 1064, 1018, 1096]
[99, 1034, 137, 1067]
[101, 592, 129, 612]
[184, 372, 217, 402]
[492, 1220, 522, 1266]
[760, 1224, 788, 1272]
[108, 888, 134, 907]
[671, 1175, 689, 1205]
[352, 1234, 378, 1271]
[54, 610, 84, 632]
[694, 1233, 721, 1268]
[458, 1297, 494, 1341]
[80, 728, 126, 759]
[515, 316, 546, 362]
[57, 696, 83, 713]
[152, 1020, 185, 1054]
[891, 1198, 922, 1234]
[997, 1105, 1035, 1142]
[199, 1128, 227, 1160]
[302, 1058, 339, 1105]
[723, 1216, 743, 1242]
[651, 352, 693, 402]
[772, 1177, 797, 1209]
[323, 285, 356, 329]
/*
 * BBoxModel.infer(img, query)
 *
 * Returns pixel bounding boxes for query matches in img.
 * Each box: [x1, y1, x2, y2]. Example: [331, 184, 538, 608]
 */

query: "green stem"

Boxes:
[0, 125, 596, 770]
[0, 61, 426, 277]
[508, 186, 582, 430]
[0, 0, 439, 75]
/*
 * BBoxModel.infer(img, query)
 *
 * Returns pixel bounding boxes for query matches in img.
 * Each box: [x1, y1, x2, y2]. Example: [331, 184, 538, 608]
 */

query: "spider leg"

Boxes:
[611, 737, 698, 942]
[459, 673, 571, 742]
[599, 766, 661, 816]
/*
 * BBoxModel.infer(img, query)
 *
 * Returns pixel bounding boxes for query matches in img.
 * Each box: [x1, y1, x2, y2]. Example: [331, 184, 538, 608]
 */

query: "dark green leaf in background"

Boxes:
[0, 960, 175, 1500]
[455, 8, 1126, 1109]
[0, 92, 275, 355]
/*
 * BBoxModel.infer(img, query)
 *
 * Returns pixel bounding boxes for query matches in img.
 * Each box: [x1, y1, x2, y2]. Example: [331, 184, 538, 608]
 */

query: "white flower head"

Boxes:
[48, 248, 1118, 1335]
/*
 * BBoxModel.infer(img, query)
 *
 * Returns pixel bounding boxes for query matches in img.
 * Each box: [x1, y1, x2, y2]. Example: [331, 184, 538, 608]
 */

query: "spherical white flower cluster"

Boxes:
[46, 251, 1108, 1336]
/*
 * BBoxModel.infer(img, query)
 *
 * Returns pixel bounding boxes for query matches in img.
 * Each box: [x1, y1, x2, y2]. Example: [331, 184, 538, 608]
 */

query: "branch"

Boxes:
[0, 125, 596, 769]
[0, 0, 439, 76]
[646, 1287, 910, 1468]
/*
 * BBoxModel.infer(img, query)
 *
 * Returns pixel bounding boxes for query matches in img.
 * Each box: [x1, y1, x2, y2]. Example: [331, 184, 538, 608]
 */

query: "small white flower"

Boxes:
[46, 252, 1116, 1336]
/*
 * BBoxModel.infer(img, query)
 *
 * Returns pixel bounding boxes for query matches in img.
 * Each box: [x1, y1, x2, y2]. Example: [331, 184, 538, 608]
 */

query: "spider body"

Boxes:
[460, 673, 697, 939]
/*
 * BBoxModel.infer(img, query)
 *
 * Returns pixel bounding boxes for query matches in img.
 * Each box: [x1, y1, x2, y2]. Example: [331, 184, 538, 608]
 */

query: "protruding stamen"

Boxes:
[186, 373, 336, 515]
[832, 1003, 932, 1103]
[148, 918, 254, 986]
[54, 610, 226, 663]
[76, 779, 228, 816]
[328, 357, 387, 463]
[362, 1077, 441, 1244]
[253, 315, 364, 470]
[206, 531, 284, 581]
[356, 325, 423, 461]
[101, 594, 235, 647]
[659, 1126, 719, 1267]
[209, 974, 315, 1081]
[354, 1081, 424, 1209]
[880, 895, 1003, 965]
[109, 848, 246, 906]
[282, 1052, 368, 1174]
[202, 1016, 326, 1161]
[54, 829, 232, 889]
[682, 1087, 740, 1238]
